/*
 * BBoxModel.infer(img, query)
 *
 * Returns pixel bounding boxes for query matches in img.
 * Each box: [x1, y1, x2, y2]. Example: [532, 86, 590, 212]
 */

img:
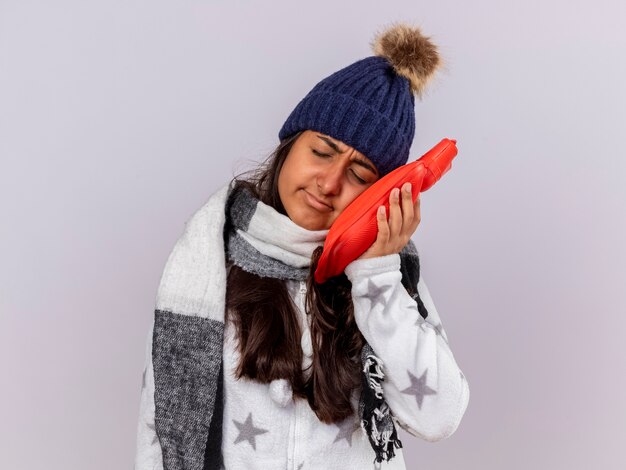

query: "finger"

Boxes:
[400, 183, 414, 235]
[388, 187, 402, 238]
[413, 194, 421, 227]
[376, 205, 390, 244]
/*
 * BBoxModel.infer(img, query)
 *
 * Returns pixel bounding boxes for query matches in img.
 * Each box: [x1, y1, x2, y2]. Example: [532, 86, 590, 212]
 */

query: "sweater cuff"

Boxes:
[344, 253, 401, 280]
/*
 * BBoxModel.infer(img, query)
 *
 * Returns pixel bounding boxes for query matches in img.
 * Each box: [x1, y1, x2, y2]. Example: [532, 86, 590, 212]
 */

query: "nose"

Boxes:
[317, 162, 344, 196]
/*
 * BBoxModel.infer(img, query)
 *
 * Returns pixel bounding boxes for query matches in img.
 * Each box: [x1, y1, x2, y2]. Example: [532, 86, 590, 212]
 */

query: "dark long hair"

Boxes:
[225, 131, 365, 424]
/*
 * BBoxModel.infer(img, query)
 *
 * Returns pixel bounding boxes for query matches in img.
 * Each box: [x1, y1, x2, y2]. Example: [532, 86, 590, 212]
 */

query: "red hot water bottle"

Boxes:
[314, 138, 458, 284]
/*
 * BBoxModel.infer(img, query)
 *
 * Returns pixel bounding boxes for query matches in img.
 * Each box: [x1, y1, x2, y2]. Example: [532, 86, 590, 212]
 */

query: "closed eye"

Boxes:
[311, 149, 329, 157]
[312, 149, 368, 184]
[351, 170, 367, 184]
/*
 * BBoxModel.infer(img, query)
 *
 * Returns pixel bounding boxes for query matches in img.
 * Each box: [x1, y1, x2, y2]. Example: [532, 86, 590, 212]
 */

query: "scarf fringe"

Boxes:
[360, 344, 403, 464]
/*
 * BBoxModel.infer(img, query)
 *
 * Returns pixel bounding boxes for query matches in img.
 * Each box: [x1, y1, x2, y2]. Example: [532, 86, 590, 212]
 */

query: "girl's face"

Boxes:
[278, 130, 380, 230]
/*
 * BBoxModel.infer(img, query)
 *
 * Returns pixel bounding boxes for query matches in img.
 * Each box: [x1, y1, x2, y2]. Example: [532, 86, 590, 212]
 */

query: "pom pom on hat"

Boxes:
[371, 21, 443, 98]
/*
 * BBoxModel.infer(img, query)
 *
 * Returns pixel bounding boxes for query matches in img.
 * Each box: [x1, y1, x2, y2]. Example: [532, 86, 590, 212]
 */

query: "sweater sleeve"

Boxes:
[344, 253, 470, 442]
[134, 316, 164, 470]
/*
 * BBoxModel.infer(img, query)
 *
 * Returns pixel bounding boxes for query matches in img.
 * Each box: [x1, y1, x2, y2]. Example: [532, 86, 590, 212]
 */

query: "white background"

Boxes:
[1, 1, 625, 468]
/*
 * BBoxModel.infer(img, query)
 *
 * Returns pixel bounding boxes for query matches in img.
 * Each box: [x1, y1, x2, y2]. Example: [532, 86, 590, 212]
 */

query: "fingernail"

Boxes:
[404, 183, 412, 193]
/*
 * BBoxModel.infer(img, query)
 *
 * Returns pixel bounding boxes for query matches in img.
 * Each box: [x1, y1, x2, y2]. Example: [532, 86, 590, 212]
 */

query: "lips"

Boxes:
[303, 190, 333, 211]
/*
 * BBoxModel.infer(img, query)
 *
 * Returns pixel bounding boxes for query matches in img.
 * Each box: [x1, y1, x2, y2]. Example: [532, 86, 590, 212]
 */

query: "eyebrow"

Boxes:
[316, 134, 379, 176]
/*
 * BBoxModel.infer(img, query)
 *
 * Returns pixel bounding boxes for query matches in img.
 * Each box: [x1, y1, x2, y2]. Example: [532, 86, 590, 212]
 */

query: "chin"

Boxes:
[292, 212, 329, 231]
[295, 217, 325, 231]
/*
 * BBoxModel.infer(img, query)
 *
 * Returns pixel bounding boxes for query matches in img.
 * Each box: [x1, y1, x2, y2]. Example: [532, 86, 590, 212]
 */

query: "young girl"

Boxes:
[135, 22, 469, 470]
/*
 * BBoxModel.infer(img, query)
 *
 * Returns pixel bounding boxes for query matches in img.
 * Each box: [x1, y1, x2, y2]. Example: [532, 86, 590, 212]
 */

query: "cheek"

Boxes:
[278, 160, 294, 189]
[279, 156, 301, 186]
[277, 160, 303, 211]
[342, 189, 363, 208]
[332, 189, 365, 218]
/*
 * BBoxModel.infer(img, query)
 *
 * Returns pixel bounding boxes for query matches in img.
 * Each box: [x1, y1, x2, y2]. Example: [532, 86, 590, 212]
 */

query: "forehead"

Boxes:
[309, 132, 379, 177]
[310, 132, 371, 161]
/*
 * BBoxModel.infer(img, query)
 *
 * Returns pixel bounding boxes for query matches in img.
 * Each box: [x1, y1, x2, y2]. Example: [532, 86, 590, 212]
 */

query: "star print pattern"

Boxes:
[416, 318, 449, 347]
[400, 369, 438, 409]
[362, 279, 390, 310]
[233, 412, 269, 450]
[333, 417, 360, 447]
[210, 258, 469, 468]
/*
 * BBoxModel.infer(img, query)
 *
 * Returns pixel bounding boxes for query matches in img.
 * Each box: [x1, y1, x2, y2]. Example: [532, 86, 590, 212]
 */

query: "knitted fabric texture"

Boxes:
[278, 56, 415, 178]
[146, 180, 430, 469]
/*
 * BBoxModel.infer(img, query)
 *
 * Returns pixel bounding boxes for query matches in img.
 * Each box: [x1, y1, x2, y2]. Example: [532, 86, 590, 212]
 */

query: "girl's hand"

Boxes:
[357, 182, 421, 260]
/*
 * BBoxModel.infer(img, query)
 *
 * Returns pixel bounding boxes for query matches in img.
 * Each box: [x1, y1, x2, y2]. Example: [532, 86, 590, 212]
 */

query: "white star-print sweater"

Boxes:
[222, 253, 470, 470]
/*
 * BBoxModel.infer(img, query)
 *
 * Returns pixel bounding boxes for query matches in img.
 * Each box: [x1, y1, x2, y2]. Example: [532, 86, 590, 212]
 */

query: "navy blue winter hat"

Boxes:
[278, 22, 444, 177]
